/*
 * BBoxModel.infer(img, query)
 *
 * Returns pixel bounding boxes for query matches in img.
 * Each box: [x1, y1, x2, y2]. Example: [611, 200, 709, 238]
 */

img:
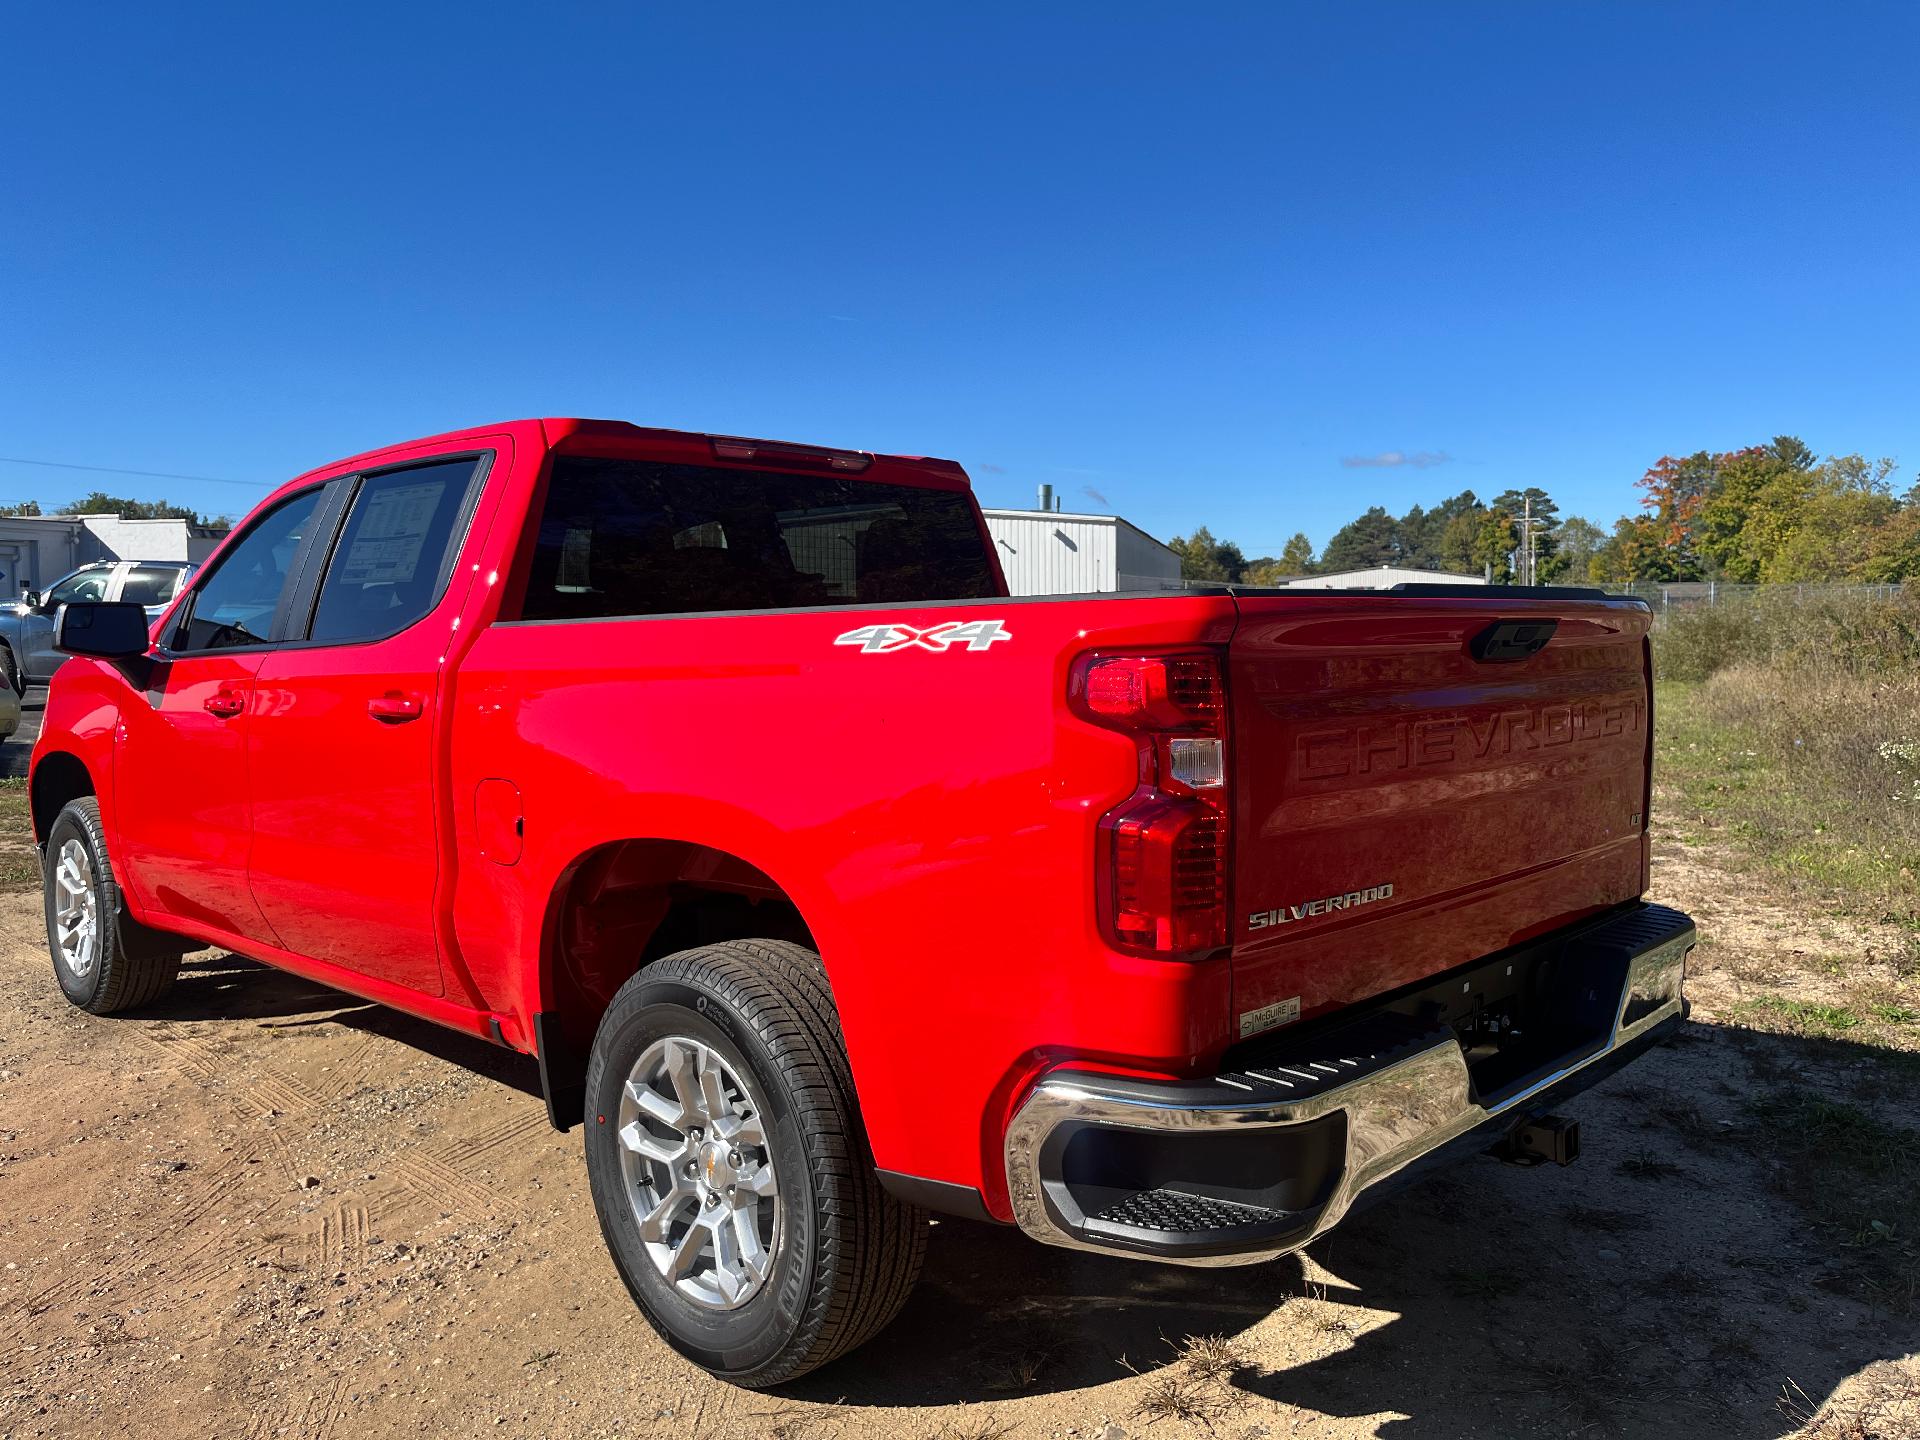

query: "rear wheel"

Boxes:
[583, 939, 926, 1387]
[43, 798, 182, 1013]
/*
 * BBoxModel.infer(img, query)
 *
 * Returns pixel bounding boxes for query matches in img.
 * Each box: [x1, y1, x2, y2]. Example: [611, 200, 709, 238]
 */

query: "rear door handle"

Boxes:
[204, 690, 245, 719]
[368, 691, 425, 723]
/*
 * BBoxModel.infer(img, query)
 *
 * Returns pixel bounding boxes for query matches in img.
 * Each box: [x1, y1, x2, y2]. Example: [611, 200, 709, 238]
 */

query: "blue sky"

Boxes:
[5, 3, 1917, 556]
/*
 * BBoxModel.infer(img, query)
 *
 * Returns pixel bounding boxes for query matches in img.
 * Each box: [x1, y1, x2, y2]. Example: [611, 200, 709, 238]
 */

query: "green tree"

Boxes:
[1633, 451, 1719, 579]
[1858, 504, 1920, 581]
[1492, 486, 1561, 581]
[1167, 525, 1246, 583]
[1435, 508, 1484, 574]
[1554, 516, 1605, 583]
[1472, 507, 1518, 583]
[57, 491, 203, 522]
[1279, 532, 1315, 574]
[1319, 507, 1402, 572]
[1397, 504, 1431, 567]
[0, 499, 42, 517]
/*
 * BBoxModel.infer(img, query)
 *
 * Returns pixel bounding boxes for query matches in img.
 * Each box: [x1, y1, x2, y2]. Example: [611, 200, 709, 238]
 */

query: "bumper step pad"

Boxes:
[1090, 1187, 1293, 1232]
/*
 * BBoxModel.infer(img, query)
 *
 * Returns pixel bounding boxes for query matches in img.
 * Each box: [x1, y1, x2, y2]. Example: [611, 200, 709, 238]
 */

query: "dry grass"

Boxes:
[1657, 671, 1920, 959]
[1741, 1092, 1920, 1315]
[1779, 1368, 1920, 1438]
[1655, 586, 1920, 684]
[0, 778, 35, 893]
[1127, 1333, 1256, 1429]
[1134, 1371, 1237, 1427]
[973, 1336, 1059, 1393]
[1615, 1149, 1684, 1182]
[928, 1414, 1018, 1440]
[1173, 1333, 1251, 1384]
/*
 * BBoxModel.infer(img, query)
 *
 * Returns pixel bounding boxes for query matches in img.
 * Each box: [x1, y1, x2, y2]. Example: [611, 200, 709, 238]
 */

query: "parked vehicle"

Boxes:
[29, 419, 1693, 1386]
[1, 560, 193, 693]
[0, 676, 16, 742]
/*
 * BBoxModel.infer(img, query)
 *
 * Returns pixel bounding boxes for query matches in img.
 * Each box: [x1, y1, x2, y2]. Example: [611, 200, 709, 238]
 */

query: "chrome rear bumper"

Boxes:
[1003, 904, 1694, 1265]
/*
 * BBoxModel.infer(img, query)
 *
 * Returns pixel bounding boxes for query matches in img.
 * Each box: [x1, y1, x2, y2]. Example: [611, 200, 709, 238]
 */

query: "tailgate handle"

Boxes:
[1471, 619, 1557, 663]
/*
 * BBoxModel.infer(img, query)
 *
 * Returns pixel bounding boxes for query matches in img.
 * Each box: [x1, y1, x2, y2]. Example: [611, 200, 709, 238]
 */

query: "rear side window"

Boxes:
[174, 488, 324, 652]
[308, 459, 479, 643]
[519, 457, 996, 621]
[120, 565, 182, 606]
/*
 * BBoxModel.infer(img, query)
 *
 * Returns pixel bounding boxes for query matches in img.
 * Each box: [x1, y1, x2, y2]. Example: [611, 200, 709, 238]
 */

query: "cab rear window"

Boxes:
[518, 457, 997, 621]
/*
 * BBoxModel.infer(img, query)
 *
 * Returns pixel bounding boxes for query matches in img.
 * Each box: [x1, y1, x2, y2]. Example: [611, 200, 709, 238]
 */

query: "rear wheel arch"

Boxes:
[534, 837, 831, 1128]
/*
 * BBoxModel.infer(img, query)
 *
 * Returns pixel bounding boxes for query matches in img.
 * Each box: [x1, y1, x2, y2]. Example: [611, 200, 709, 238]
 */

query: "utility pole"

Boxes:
[1522, 495, 1533, 586]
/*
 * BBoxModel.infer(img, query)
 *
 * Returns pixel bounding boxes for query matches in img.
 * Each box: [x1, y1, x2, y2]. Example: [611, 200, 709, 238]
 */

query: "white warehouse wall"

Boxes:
[982, 509, 1182, 596]
[1284, 565, 1485, 590]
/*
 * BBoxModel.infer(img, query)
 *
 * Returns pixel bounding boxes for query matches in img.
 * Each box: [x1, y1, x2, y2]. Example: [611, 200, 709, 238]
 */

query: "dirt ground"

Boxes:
[0, 759, 1916, 1437]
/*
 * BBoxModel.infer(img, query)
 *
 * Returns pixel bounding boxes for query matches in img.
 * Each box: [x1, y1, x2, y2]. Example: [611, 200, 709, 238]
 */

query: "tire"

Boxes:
[583, 939, 927, 1387]
[43, 798, 182, 1014]
[0, 643, 19, 697]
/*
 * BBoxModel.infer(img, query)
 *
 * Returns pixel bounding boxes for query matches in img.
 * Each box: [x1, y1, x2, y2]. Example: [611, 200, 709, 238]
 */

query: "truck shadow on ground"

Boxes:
[138, 958, 1916, 1437]
[151, 951, 547, 1101]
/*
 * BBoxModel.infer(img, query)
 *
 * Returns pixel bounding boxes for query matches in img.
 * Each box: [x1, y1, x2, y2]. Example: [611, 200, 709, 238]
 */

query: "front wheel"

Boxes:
[43, 798, 182, 1013]
[583, 939, 926, 1387]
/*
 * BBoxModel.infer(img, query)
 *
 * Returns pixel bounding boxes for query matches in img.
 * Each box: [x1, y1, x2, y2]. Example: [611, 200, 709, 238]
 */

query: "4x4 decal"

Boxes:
[833, 619, 1011, 654]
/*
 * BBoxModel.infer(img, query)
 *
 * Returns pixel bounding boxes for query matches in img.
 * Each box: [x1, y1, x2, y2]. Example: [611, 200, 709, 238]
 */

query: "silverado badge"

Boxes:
[1248, 882, 1394, 930]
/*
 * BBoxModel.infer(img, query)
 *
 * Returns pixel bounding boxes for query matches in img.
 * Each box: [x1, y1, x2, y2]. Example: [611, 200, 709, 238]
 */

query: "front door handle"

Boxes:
[368, 691, 425, 723]
[204, 690, 244, 719]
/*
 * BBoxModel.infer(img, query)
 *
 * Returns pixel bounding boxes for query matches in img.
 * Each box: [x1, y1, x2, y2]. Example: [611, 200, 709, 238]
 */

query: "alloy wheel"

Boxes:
[617, 1035, 780, 1310]
[53, 838, 100, 980]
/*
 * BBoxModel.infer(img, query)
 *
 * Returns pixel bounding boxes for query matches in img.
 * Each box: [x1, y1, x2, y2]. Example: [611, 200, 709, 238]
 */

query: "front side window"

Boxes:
[174, 488, 324, 652]
[45, 567, 112, 607]
[120, 565, 184, 606]
[520, 457, 997, 621]
[307, 459, 479, 643]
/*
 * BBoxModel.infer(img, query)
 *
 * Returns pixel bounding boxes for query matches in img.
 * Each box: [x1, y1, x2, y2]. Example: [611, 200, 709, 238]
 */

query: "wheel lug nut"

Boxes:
[728, 1149, 741, 1165]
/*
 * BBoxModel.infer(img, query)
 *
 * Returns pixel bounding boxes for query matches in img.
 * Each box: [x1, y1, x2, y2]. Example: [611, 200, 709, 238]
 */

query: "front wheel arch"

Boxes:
[30, 750, 95, 850]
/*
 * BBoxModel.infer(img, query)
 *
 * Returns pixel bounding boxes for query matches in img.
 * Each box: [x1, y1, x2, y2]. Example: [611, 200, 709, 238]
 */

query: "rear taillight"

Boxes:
[1070, 651, 1229, 959]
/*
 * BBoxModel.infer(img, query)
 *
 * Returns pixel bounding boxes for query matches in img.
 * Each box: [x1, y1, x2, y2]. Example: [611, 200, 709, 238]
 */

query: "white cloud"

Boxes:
[1340, 450, 1454, 469]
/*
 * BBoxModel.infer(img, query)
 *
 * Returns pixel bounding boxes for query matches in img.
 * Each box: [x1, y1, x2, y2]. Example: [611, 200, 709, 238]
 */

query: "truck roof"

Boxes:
[283, 418, 970, 497]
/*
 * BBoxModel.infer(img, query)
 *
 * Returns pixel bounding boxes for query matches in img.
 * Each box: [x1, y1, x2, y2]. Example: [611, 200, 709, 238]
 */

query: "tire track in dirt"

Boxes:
[387, 1148, 524, 1223]
[146, 1021, 326, 1116]
[305, 1199, 373, 1267]
[0, 1154, 261, 1347]
[241, 1369, 350, 1440]
[313, 1033, 382, 1102]
[435, 1106, 549, 1168]
[140, 1018, 529, 1224]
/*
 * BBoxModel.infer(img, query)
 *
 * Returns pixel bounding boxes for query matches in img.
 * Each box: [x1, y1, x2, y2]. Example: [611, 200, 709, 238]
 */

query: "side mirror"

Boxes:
[22, 590, 41, 609]
[55, 602, 152, 659]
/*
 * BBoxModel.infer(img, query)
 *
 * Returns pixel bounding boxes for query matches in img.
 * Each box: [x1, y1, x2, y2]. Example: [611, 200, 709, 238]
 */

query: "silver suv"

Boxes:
[0, 560, 193, 693]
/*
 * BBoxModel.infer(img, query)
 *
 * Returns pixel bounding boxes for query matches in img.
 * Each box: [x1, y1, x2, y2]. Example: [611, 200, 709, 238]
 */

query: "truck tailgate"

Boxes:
[1226, 595, 1652, 1039]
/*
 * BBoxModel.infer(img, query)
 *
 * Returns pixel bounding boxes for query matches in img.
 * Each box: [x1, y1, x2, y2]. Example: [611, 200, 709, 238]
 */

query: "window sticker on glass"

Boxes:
[335, 482, 443, 585]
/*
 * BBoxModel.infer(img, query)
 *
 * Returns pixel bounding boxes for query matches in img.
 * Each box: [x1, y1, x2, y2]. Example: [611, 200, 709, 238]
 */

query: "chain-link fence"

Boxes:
[1608, 581, 1907, 614]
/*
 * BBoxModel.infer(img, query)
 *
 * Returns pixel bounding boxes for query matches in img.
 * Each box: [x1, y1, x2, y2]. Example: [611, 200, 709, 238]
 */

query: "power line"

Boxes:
[0, 456, 269, 489]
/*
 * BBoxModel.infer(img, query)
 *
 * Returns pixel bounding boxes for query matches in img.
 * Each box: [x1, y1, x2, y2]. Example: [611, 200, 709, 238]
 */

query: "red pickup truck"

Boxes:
[30, 419, 1693, 1385]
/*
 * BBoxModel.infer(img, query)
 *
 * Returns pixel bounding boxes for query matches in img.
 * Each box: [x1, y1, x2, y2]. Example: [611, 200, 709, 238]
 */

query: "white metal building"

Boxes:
[1282, 564, 1485, 590]
[0, 513, 228, 602]
[982, 507, 1183, 596]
